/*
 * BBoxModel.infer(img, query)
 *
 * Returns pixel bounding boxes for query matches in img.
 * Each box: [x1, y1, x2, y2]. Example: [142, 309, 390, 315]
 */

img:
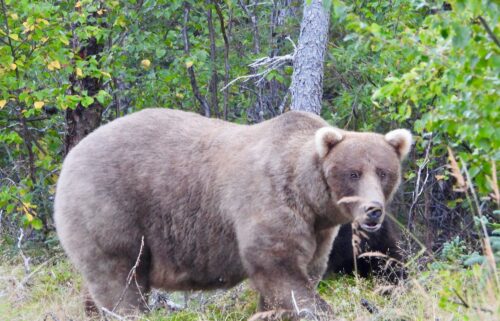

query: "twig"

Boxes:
[408, 135, 432, 229]
[101, 307, 126, 321]
[386, 213, 431, 266]
[182, 2, 211, 117]
[478, 16, 500, 49]
[448, 289, 493, 314]
[19, 254, 63, 287]
[461, 160, 499, 285]
[290, 290, 317, 321]
[17, 228, 31, 275]
[451, 288, 469, 308]
[112, 236, 149, 312]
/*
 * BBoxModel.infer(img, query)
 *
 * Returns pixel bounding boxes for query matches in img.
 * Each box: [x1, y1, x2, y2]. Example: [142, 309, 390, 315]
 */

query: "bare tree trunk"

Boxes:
[289, 0, 331, 115]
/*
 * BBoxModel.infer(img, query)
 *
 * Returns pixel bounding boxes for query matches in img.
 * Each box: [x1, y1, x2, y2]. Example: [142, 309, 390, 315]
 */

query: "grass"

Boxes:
[1, 243, 499, 321]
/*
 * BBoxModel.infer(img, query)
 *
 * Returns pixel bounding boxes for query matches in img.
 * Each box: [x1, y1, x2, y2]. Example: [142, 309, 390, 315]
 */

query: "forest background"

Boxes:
[0, 0, 499, 320]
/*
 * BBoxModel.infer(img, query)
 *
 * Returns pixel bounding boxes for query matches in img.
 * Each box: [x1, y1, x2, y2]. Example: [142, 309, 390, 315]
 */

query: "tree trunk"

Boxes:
[207, 1, 220, 117]
[64, 21, 104, 155]
[289, 0, 331, 115]
[183, 2, 211, 117]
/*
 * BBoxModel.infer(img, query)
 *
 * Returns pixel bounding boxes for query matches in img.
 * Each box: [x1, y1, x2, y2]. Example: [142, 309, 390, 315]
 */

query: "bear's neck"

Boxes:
[292, 139, 342, 230]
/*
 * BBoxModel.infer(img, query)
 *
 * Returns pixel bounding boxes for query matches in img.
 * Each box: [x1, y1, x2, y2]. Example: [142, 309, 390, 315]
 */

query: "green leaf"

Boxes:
[31, 217, 43, 230]
[452, 24, 470, 48]
[81, 96, 94, 107]
[463, 255, 485, 266]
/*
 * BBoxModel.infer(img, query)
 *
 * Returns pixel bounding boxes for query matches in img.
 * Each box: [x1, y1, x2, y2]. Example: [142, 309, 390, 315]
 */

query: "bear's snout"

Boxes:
[360, 202, 385, 232]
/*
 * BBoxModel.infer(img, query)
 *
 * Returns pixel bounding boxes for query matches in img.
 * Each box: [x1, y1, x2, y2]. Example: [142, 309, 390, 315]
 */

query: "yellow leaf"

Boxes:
[9, 33, 19, 41]
[22, 21, 35, 33]
[140, 59, 151, 69]
[59, 36, 69, 45]
[34, 101, 45, 109]
[36, 18, 49, 25]
[75, 1, 82, 8]
[10, 13, 18, 20]
[97, 9, 105, 15]
[435, 175, 446, 181]
[100, 71, 111, 78]
[26, 213, 33, 222]
[76, 67, 83, 77]
[0, 100, 6, 109]
[47, 60, 61, 71]
[10, 63, 16, 70]
[185, 60, 194, 68]
[176, 93, 184, 99]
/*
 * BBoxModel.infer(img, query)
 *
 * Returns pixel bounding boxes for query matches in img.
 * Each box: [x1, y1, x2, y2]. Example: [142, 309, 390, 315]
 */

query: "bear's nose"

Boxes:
[368, 209, 382, 220]
[365, 202, 383, 220]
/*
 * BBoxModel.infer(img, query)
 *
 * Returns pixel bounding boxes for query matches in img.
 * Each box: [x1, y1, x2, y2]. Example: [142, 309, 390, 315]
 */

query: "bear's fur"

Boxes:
[326, 220, 406, 283]
[54, 108, 411, 318]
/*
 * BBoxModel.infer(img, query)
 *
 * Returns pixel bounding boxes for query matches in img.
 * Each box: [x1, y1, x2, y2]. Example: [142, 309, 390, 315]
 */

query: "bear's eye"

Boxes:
[350, 171, 361, 179]
[377, 169, 386, 178]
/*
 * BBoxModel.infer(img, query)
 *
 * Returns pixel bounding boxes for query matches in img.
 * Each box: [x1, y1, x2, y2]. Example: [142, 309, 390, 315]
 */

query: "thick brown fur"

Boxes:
[54, 109, 410, 318]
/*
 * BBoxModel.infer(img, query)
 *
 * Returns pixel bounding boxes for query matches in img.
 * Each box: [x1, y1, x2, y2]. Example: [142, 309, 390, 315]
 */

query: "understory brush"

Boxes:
[1, 243, 498, 321]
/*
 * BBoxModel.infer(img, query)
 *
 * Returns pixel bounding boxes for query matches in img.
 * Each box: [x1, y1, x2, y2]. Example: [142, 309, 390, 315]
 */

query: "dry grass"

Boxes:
[1, 249, 499, 321]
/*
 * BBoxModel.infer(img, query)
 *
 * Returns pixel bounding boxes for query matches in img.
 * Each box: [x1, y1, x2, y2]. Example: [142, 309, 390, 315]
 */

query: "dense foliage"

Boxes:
[0, 0, 498, 263]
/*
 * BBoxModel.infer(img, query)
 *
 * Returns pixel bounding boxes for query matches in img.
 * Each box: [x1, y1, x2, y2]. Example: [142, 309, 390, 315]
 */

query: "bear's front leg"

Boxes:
[307, 226, 340, 287]
[239, 221, 333, 319]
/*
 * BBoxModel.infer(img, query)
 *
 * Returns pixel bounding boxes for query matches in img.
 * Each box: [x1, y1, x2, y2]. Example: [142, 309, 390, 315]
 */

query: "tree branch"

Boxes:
[478, 15, 500, 49]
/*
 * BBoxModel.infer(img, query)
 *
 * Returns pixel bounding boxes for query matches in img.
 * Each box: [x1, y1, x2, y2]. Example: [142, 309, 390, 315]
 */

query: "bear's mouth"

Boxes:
[360, 222, 381, 232]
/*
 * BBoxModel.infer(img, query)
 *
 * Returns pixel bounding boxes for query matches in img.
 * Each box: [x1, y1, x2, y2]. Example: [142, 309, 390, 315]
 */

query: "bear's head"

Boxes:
[315, 127, 412, 231]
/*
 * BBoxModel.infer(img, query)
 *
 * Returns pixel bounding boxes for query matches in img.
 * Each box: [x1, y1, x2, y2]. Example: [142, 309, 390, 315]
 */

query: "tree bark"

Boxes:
[289, 0, 331, 115]
[65, 14, 104, 155]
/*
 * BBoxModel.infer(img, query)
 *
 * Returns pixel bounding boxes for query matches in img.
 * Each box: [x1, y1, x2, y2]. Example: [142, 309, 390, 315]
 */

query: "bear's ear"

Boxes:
[315, 127, 344, 158]
[385, 129, 413, 160]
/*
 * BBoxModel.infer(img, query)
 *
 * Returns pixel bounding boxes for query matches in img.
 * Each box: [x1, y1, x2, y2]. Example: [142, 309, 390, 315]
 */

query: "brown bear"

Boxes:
[54, 108, 412, 319]
[326, 219, 407, 283]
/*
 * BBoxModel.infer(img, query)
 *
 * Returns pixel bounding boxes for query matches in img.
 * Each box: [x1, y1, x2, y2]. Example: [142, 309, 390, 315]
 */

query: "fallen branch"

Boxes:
[19, 254, 63, 288]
